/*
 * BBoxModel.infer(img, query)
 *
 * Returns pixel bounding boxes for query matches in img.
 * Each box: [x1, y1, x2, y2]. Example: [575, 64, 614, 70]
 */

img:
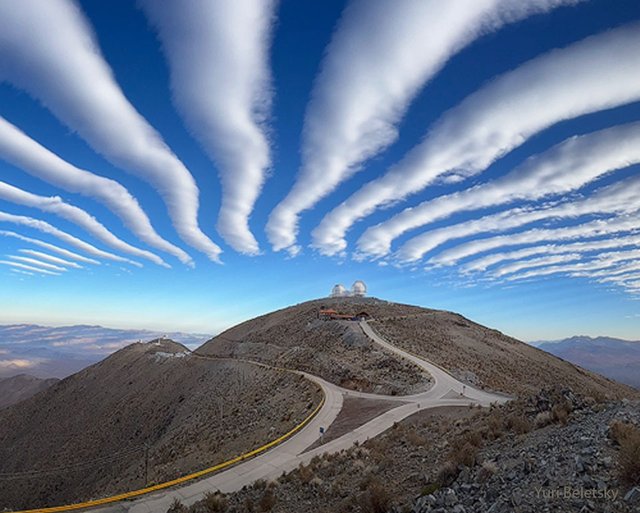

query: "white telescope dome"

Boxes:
[331, 284, 347, 297]
[351, 280, 367, 297]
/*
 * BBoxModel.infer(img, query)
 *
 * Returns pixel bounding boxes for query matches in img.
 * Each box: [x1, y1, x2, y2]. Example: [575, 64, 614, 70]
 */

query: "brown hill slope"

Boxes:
[199, 297, 637, 400]
[0, 339, 320, 511]
[197, 297, 432, 395]
[0, 374, 58, 409]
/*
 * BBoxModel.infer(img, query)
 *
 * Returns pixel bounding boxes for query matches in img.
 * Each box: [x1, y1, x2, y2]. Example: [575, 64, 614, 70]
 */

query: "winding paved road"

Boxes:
[85, 321, 510, 513]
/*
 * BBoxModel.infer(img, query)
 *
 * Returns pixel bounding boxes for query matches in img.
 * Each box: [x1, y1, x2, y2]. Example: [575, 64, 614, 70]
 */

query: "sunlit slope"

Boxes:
[200, 297, 638, 400]
[0, 339, 320, 510]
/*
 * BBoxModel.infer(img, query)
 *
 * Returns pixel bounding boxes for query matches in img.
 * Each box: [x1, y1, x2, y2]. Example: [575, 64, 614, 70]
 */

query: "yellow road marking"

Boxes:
[11, 395, 325, 513]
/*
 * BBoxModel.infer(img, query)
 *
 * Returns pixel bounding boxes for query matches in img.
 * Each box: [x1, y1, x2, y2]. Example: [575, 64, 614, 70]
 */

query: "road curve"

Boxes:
[71, 321, 510, 513]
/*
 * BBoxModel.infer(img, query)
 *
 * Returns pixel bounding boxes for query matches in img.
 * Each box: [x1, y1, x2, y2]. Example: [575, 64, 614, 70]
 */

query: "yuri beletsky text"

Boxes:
[534, 486, 619, 501]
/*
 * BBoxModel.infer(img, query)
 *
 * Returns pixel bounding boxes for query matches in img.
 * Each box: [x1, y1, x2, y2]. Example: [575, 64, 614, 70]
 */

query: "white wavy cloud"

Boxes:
[0, 118, 192, 266]
[18, 249, 82, 269]
[397, 173, 640, 261]
[266, 0, 579, 252]
[463, 234, 640, 272]
[0, 211, 141, 266]
[8, 255, 67, 272]
[0, 0, 221, 262]
[490, 253, 585, 277]
[140, 0, 275, 255]
[504, 249, 640, 281]
[0, 181, 168, 267]
[431, 215, 639, 266]
[312, 21, 640, 255]
[0, 260, 61, 276]
[0, 230, 99, 265]
[359, 121, 640, 256]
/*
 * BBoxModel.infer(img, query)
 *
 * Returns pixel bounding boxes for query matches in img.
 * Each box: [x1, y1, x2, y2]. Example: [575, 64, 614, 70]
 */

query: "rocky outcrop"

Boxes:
[411, 397, 640, 513]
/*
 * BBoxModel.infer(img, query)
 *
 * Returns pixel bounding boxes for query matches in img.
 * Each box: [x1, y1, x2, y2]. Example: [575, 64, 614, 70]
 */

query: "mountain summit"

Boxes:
[199, 297, 636, 399]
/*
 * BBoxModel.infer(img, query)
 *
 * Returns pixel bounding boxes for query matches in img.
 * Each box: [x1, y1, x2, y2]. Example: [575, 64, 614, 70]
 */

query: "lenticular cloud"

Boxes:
[0, 181, 169, 267]
[266, 0, 580, 253]
[397, 173, 640, 262]
[312, 21, 640, 255]
[0, 0, 221, 262]
[0, 211, 140, 266]
[140, 0, 275, 255]
[358, 121, 640, 257]
[0, 230, 100, 265]
[0, 118, 190, 266]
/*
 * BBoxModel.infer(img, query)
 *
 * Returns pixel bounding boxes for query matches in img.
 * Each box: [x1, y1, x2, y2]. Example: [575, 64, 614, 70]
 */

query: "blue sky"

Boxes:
[1, 0, 640, 341]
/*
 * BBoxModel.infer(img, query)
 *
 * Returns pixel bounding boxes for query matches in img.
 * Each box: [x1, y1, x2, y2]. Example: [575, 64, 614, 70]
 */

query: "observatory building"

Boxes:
[351, 280, 367, 297]
[330, 284, 347, 297]
[329, 280, 367, 297]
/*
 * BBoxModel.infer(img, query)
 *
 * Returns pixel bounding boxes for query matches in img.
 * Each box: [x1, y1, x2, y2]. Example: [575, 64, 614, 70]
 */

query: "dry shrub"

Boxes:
[405, 428, 427, 447]
[613, 422, 640, 487]
[486, 413, 504, 439]
[359, 478, 391, 513]
[243, 498, 255, 513]
[609, 420, 638, 446]
[447, 429, 484, 468]
[476, 460, 498, 483]
[551, 400, 572, 425]
[297, 463, 315, 484]
[618, 437, 640, 487]
[505, 414, 532, 434]
[534, 411, 552, 429]
[259, 488, 276, 512]
[252, 479, 267, 491]
[461, 430, 483, 448]
[168, 497, 187, 513]
[437, 460, 459, 487]
[202, 491, 227, 513]
[448, 441, 479, 468]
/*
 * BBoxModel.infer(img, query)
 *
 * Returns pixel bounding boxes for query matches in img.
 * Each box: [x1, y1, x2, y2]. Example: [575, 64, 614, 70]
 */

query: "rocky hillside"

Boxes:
[200, 297, 636, 400]
[0, 339, 321, 511]
[176, 389, 640, 513]
[368, 304, 636, 400]
[198, 297, 432, 395]
[0, 373, 58, 409]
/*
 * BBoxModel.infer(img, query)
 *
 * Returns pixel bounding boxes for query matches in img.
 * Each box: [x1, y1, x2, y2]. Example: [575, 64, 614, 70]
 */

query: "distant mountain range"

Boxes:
[0, 324, 211, 379]
[534, 336, 640, 389]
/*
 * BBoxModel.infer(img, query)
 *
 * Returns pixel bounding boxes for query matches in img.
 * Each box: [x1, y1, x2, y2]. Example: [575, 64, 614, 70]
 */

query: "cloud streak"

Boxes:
[0, 0, 221, 261]
[0, 211, 141, 266]
[463, 234, 640, 272]
[0, 181, 169, 267]
[0, 118, 192, 266]
[503, 249, 640, 282]
[358, 121, 640, 256]
[0, 260, 61, 276]
[18, 249, 83, 269]
[431, 214, 639, 266]
[0, 230, 99, 265]
[312, 21, 640, 255]
[266, 0, 580, 252]
[397, 172, 640, 261]
[9, 255, 67, 272]
[140, 0, 276, 255]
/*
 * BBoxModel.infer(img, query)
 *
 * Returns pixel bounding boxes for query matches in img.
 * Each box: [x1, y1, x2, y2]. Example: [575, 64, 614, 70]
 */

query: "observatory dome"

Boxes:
[330, 284, 347, 297]
[351, 280, 367, 297]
